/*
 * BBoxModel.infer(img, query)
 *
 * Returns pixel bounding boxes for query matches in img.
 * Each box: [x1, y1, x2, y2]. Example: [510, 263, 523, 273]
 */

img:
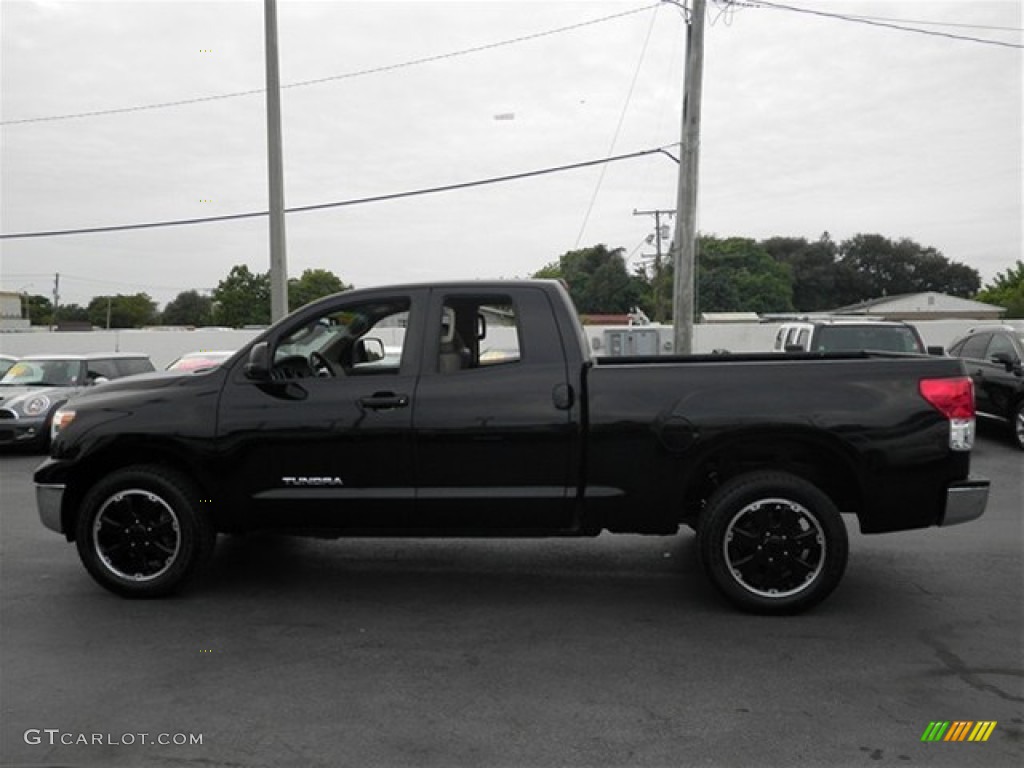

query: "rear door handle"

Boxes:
[359, 392, 409, 410]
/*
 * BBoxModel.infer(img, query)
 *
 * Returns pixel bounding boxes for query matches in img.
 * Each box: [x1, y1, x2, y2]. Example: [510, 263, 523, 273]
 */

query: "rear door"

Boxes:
[412, 286, 580, 531]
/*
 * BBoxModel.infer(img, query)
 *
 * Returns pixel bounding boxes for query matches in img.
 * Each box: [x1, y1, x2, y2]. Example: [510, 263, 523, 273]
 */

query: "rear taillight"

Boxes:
[919, 377, 975, 451]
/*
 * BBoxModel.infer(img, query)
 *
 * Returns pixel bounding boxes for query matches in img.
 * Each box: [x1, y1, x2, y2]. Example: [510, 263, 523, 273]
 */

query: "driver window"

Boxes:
[272, 299, 410, 378]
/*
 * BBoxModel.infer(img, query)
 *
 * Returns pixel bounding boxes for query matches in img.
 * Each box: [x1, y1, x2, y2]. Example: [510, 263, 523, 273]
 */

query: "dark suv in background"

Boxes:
[948, 326, 1024, 450]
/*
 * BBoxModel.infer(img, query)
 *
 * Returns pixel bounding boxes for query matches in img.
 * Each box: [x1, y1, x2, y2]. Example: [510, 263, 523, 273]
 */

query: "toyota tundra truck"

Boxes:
[34, 280, 989, 613]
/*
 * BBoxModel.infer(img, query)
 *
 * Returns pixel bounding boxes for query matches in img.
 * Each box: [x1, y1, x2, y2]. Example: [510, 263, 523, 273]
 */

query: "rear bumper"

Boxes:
[941, 477, 989, 527]
[36, 483, 65, 534]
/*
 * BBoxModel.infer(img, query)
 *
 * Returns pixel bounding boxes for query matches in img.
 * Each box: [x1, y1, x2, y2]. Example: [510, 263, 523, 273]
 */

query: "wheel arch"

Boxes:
[678, 429, 864, 525]
[60, 438, 224, 540]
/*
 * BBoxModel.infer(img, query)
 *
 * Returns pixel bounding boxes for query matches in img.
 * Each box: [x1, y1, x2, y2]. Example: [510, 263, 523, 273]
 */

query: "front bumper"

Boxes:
[36, 483, 66, 533]
[941, 477, 989, 527]
[0, 416, 46, 446]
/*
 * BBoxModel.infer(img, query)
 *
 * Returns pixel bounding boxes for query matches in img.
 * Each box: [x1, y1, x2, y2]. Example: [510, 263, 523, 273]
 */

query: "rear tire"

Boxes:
[698, 471, 848, 614]
[75, 465, 215, 598]
[1012, 401, 1024, 451]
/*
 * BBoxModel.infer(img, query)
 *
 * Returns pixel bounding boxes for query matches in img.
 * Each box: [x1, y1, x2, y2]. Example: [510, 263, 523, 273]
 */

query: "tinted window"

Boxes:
[957, 333, 991, 360]
[815, 326, 922, 353]
[986, 333, 1020, 362]
[114, 358, 156, 376]
[87, 360, 120, 380]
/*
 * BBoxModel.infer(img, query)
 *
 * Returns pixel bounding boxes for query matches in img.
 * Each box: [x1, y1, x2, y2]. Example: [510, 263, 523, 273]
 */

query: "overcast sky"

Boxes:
[1, 0, 1021, 310]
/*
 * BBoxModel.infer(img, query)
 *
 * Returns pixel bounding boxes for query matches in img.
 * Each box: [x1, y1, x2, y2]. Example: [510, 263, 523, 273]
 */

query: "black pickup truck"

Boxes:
[34, 280, 989, 613]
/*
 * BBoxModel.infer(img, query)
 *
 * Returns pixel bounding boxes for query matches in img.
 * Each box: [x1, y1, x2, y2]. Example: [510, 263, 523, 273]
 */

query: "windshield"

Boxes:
[0, 359, 83, 387]
[815, 326, 923, 353]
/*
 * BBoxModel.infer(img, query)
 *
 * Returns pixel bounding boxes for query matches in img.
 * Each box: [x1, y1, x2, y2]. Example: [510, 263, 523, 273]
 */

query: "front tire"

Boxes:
[1012, 401, 1024, 451]
[698, 471, 848, 614]
[75, 465, 215, 598]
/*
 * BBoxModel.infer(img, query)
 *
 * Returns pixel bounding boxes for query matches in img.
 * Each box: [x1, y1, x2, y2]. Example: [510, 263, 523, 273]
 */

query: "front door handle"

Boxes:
[359, 392, 409, 410]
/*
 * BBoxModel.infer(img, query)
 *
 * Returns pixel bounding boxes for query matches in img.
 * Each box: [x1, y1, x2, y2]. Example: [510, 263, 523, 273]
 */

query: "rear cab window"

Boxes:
[437, 296, 522, 374]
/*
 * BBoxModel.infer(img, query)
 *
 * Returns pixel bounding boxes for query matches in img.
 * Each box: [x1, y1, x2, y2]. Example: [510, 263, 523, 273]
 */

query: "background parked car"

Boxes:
[0, 353, 154, 451]
[0, 354, 17, 379]
[773, 319, 930, 354]
[166, 350, 235, 373]
[948, 326, 1024, 450]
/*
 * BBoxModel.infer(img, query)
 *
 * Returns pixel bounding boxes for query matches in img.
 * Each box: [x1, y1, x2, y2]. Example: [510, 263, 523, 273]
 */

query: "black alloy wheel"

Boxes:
[698, 471, 848, 614]
[75, 466, 215, 597]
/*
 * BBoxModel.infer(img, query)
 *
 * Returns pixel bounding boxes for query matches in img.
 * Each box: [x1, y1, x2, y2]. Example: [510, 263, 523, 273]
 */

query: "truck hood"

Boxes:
[66, 369, 227, 408]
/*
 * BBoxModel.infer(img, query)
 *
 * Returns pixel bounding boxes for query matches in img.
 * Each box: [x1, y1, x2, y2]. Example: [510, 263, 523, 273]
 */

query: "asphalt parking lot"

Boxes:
[1, 429, 1021, 768]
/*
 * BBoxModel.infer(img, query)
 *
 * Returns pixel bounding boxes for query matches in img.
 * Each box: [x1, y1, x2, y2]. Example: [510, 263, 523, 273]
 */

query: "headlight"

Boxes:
[50, 408, 76, 441]
[22, 395, 51, 416]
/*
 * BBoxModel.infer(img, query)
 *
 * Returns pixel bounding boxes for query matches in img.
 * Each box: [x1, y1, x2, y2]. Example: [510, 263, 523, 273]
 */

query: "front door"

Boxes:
[217, 289, 426, 532]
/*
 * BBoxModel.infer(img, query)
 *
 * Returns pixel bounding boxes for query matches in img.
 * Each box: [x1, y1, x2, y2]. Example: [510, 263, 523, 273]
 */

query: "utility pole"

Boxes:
[633, 208, 675, 322]
[264, 0, 289, 322]
[51, 272, 60, 332]
[671, 0, 706, 354]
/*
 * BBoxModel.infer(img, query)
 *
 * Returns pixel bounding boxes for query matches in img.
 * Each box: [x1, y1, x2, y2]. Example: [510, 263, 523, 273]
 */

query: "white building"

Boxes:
[0, 291, 30, 331]
[831, 292, 1004, 321]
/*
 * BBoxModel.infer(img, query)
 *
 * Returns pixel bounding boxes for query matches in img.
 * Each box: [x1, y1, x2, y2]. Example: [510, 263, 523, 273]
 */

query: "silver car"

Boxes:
[0, 353, 154, 450]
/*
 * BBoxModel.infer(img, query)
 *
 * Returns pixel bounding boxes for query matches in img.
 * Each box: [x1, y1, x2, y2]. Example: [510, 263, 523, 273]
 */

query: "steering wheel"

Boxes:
[309, 351, 336, 377]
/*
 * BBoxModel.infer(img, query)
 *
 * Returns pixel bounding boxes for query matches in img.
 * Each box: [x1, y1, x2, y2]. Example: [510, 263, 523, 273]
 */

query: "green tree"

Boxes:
[534, 244, 644, 314]
[836, 234, 980, 304]
[976, 260, 1024, 318]
[86, 294, 158, 329]
[212, 265, 271, 328]
[698, 236, 794, 314]
[161, 290, 214, 326]
[288, 268, 351, 309]
[24, 295, 53, 325]
[53, 303, 90, 324]
[762, 232, 842, 311]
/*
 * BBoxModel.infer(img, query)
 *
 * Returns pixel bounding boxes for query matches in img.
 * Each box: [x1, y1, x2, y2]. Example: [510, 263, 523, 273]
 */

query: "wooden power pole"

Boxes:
[671, 0, 706, 354]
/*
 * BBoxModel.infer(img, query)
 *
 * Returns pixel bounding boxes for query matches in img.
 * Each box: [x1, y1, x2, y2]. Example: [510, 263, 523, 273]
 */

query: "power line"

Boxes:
[0, 146, 680, 240]
[1, 4, 660, 126]
[575, 4, 661, 248]
[724, 0, 1024, 49]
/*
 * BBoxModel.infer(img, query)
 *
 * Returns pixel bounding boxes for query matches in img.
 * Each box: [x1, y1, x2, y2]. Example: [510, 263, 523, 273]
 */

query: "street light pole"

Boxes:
[671, 0, 706, 354]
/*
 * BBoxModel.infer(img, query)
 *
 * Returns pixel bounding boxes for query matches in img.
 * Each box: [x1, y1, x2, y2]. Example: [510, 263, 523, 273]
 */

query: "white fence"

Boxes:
[1, 319, 1020, 369]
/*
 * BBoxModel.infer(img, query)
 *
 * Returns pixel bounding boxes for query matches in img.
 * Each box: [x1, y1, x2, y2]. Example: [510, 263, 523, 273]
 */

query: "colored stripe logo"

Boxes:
[921, 721, 997, 742]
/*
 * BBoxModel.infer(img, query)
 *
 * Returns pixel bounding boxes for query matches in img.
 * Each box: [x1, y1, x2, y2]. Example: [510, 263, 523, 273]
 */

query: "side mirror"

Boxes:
[785, 344, 805, 353]
[244, 341, 271, 380]
[477, 312, 487, 341]
[991, 351, 1016, 371]
[927, 346, 946, 356]
[356, 337, 385, 363]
